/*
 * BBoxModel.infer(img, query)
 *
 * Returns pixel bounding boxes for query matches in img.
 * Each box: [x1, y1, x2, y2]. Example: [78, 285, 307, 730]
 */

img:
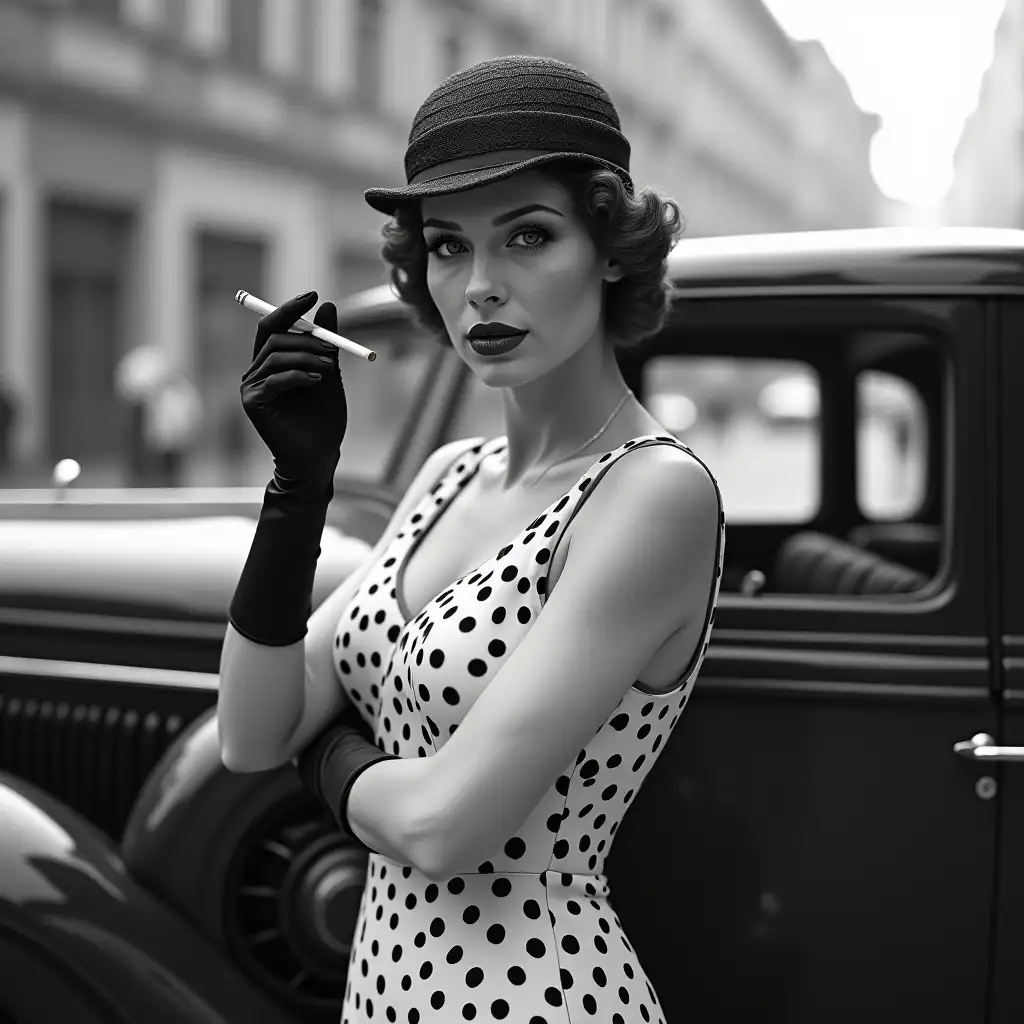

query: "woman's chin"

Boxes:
[472, 364, 532, 388]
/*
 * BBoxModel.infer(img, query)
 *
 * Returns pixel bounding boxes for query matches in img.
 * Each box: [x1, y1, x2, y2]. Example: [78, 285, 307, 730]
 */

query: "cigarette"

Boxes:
[234, 289, 377, 362]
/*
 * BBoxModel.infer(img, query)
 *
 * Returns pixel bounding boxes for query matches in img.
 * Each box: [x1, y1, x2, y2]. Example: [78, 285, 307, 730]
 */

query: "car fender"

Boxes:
[0, 772, 300, 1024]
[121, 708, 363, 1019]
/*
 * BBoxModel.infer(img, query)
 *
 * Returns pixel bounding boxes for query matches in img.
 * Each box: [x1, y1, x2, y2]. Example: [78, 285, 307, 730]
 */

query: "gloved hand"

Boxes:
[294, 702, 375, 800]
[293, 703, 398, 847]
[240, 290, 347, 495]
[228, 290, 350, 647]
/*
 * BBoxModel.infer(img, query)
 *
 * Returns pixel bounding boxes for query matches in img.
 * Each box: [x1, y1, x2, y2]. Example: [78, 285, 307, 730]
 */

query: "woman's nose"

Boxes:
[465, 256, 506, 308]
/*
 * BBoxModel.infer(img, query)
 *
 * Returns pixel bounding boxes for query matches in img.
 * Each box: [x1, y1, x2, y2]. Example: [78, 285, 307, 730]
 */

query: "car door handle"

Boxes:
[954, 733, 1024, 762]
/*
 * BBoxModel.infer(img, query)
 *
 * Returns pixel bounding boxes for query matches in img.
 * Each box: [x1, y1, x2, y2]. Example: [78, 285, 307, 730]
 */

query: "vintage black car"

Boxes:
[2, 227, 1023, 1024]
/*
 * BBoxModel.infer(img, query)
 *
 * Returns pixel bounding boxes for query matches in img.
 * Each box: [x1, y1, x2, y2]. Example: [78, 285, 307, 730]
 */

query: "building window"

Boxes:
[226, 0, 264, 72]
[354, 0, 384, 106]
[193, 229, 268, 484]
[45, 200, 134, 481]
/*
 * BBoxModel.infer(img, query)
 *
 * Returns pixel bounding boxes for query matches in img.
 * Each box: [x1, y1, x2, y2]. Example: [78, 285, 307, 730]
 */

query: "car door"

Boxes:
[989, 297, 1024, 1023]
[603, 294, 999, 1024]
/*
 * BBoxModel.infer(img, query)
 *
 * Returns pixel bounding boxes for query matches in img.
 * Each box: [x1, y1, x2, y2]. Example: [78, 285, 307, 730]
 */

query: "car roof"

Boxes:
[668, 227, 1024, 293]
[335, 228, 1024, 323]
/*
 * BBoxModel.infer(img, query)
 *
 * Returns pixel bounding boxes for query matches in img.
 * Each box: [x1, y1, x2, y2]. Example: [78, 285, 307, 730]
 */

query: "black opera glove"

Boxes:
[228, 294, 347, 648]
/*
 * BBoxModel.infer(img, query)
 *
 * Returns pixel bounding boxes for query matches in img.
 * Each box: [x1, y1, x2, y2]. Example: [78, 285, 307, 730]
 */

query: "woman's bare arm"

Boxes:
[218, 437, 482, 772]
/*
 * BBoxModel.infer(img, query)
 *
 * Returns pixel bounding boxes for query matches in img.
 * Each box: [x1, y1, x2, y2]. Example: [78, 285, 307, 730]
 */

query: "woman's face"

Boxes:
[420, 170, 623, 384]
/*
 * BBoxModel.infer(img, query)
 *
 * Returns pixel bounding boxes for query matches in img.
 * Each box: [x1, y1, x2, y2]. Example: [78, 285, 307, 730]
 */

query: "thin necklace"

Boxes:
[520, 388, 634, 490]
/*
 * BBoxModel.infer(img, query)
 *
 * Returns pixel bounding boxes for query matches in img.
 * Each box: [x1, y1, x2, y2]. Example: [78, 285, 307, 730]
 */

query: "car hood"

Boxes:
[0, 516, 371, 619]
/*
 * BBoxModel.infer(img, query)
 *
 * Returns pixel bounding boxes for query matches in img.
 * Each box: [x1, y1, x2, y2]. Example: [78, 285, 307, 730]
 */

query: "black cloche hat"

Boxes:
[363, 54, 634, 215]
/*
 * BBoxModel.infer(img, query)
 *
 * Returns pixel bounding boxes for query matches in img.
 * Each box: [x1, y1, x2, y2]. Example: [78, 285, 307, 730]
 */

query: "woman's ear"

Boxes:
[602, 258, 625, 284]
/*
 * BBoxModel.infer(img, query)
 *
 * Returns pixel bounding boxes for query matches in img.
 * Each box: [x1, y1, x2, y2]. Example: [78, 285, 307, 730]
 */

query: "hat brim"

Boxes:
[364, 153, 632, 215]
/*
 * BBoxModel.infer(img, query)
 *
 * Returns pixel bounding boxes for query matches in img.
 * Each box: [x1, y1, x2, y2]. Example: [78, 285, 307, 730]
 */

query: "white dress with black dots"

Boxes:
[333, 433, 726, 1024]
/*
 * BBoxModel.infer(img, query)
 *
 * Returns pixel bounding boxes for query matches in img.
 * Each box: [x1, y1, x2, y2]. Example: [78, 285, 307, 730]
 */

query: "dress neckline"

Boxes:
[392, 433, 673, 624]
[394, 435, 506, 624]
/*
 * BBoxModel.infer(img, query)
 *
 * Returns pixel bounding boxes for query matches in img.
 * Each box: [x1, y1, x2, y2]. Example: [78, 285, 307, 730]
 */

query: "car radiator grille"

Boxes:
[0, 695, 192, 840]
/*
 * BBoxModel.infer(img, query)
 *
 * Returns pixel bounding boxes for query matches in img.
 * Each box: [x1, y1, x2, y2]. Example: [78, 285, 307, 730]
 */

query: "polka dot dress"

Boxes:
[332, 433, 725, 1024]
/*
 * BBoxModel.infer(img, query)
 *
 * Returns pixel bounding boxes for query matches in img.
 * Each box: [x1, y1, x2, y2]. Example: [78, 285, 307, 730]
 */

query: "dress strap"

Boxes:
[432, 435, 506, 492]
[399, 434, 505, 538]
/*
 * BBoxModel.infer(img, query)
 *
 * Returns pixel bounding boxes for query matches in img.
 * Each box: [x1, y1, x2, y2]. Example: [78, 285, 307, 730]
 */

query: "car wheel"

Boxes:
[221, 787, 363, 1015]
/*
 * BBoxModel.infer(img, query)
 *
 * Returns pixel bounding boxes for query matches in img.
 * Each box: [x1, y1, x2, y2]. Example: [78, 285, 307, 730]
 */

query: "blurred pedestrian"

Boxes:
[116, 344, 169, 485]
[143, 369, 201, 486]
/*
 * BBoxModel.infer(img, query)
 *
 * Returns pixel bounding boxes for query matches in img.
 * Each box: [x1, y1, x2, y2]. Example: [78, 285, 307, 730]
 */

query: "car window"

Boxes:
[645, 356, 821, 523]
[856, 370, 928, 521]
[329, 319, 438, 481]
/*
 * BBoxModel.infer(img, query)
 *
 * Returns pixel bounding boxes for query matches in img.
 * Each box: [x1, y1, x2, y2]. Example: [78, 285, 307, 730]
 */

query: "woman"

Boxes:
[219, 55, 725, 1024]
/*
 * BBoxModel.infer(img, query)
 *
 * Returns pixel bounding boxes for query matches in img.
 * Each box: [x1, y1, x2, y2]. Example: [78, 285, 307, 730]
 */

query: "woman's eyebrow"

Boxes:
[422, 203, 565, 231]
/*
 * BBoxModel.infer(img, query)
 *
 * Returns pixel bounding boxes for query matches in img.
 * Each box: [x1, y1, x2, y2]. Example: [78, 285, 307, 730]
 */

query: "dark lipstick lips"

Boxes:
[468, 331, 527, 355]
[466, 322, 526, 339]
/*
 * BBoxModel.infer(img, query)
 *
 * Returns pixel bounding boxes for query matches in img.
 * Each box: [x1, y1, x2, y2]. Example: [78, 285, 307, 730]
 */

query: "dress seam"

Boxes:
[539, 865, 578, 1024]
[540, 751, 582, 1021]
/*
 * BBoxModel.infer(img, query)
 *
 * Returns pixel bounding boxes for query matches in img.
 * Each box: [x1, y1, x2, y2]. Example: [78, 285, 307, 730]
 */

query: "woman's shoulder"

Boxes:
[583, 437, 723, 552]
[557, 439, 721, 636]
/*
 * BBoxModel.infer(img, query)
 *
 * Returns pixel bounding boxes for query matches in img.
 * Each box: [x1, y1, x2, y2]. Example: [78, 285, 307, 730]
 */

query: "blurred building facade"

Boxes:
[0, 0, 879, 483]
[790, 39, 882, 230]
[944, 0, 1024, 227]
[660, 0, 882, 236]
[671, 0, 798, 236]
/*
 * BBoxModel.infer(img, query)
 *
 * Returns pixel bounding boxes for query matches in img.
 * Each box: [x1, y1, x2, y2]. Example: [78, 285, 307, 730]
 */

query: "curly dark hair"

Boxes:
[378, 160, 686, 350]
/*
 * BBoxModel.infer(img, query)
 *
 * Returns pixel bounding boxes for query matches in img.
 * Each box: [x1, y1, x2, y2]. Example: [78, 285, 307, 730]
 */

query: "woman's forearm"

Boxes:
[346, 756, 440, 874]
[217, 623, 306, 771]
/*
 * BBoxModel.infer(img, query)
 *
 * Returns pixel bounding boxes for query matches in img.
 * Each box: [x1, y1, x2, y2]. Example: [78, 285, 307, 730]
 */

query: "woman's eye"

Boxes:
[509, 226, 553, 250]
[426, 237, 463, 257]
